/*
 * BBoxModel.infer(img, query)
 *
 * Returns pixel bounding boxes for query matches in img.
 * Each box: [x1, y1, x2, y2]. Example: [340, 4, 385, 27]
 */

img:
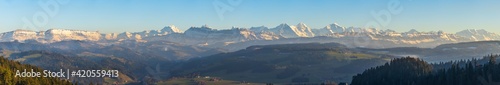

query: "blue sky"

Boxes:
[1, 0, 499, 33]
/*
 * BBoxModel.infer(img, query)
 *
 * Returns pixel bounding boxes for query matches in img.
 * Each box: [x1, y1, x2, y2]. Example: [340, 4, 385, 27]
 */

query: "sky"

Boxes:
[0, 0, 499, 33]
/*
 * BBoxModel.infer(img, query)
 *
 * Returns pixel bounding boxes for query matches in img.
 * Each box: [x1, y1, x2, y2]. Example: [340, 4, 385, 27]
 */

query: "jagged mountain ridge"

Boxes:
[1, 23, 499, 50]
[0, 26, 184, 42]
[456, 29, 500, 41]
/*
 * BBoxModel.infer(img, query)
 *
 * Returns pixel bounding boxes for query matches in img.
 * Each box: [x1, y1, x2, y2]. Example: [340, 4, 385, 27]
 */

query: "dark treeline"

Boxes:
[0, 57, 73, 85]
[351, 55, 500, 85]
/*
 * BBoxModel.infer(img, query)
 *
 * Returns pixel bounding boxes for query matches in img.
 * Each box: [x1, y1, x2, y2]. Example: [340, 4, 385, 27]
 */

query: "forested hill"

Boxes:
[0, 57, 72, 85]
[170, 43, 392, 83]
[351, 55, 500, 85]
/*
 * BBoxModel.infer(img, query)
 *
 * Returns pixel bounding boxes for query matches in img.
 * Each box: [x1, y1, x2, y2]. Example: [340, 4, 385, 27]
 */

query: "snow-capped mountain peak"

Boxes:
[0, 29, 41, 42]
[295, 23, 315, 37]
[186, 25, 217, 33]
[161, 25, 182, 34]
[269, 23, 315, 38]
[313, 23, 345, 36]
[330, 23, 345, 32]
[406, 29, 419, 34]
[249, 26, 269, 33]
[296, 23, 307, 28]
[44, 29, 102, 42]
[456, 29, 500, 41]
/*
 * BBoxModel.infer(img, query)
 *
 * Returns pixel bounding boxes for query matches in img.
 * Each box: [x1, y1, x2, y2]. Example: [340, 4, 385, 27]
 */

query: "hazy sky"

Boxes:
[1, 0, 499, 33]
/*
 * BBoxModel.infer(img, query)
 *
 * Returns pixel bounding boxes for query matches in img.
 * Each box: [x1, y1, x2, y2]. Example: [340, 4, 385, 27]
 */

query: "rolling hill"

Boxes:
[170, 43, 394, 83]
[359, 41, 500, 62]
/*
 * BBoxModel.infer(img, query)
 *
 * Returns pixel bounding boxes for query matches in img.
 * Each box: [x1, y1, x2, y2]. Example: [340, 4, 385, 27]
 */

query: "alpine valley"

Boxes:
[1, 23, 500, 84]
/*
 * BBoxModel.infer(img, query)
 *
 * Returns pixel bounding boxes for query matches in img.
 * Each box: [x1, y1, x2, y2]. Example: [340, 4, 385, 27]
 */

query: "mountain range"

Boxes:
[1, 23, 498, 51]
